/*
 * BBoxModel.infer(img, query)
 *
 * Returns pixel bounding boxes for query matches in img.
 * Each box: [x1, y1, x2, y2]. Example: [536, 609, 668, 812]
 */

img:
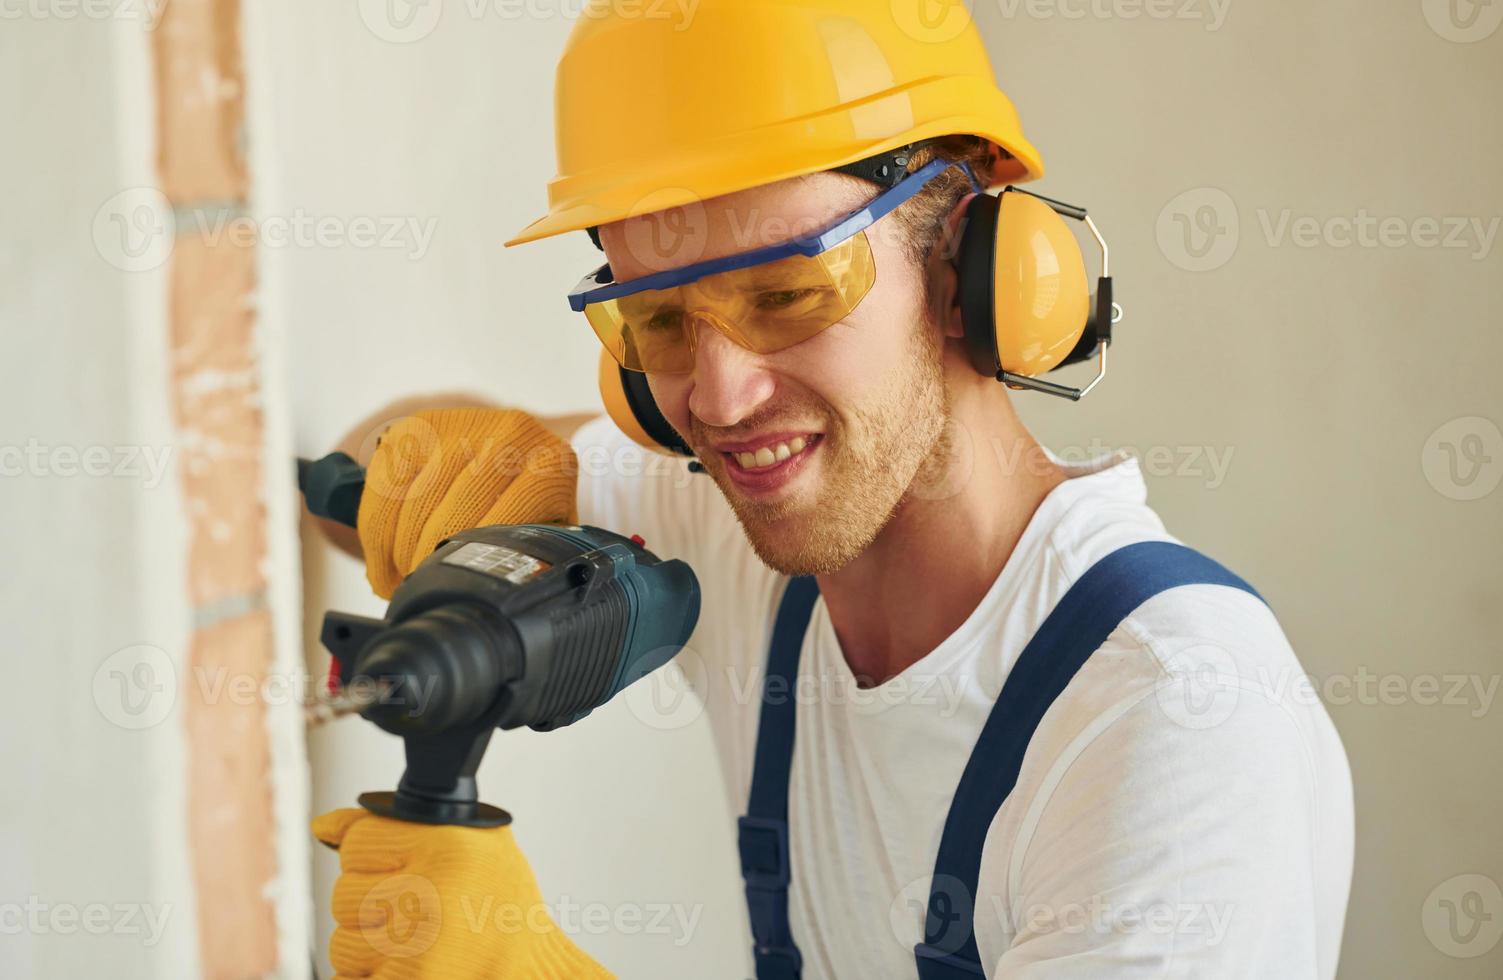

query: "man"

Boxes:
[314, 2, 1353, 977]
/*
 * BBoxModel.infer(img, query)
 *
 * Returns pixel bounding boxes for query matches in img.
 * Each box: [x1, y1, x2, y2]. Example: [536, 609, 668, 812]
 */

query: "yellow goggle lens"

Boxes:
[582, 232, 876, 374]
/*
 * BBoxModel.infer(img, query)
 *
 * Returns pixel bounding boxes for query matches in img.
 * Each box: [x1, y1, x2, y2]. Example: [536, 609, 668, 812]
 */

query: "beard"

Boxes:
[688, 320, 954, 576]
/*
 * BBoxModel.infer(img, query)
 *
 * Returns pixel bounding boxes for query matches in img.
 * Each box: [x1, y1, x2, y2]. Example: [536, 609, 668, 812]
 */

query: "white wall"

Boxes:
[244, 2, 1503, 978]
[0, 15, 198, 978]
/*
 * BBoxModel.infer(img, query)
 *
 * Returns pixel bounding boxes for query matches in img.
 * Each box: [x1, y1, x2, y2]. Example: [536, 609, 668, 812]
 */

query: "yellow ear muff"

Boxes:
[957, 190, 1090, 379]
[993, 192, 1090, 375]
[596, 350, 695, 457]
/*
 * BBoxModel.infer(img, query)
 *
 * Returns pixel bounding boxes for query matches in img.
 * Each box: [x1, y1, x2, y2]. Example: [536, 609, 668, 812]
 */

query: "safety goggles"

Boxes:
[568, 155, 979, 373]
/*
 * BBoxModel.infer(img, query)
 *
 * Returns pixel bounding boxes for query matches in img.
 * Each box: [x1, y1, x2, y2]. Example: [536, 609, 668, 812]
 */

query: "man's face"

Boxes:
[599, 174, 953, 576]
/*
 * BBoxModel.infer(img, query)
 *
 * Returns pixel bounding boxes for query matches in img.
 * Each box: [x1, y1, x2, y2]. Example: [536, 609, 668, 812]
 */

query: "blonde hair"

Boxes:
[828, 135, 1002, 267]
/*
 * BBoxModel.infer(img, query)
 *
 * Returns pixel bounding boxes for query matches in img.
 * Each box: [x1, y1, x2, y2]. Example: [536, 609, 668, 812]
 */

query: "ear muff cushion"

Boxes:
[596, 350, 694, 457]
[992, 192, 1090, 376]
[956, 192, 1002, 377]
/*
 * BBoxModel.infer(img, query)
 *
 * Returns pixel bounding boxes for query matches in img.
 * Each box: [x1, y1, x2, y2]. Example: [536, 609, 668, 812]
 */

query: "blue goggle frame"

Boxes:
[566, 156, 981, 312]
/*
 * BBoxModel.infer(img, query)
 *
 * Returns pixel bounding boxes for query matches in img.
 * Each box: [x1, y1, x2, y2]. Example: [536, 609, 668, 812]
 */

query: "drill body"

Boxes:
[315, 502, 699, 825]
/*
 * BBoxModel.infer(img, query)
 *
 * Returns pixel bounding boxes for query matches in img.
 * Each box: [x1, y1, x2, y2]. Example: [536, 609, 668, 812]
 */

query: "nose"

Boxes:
[685, 312, 776, 428]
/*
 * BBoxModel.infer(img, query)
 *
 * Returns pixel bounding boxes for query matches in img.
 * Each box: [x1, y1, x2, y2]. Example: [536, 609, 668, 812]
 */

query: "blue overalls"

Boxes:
[736, 541, 1264, 979]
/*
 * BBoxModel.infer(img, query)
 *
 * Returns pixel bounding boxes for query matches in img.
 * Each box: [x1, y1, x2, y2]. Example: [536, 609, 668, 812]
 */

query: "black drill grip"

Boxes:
[297, 452, 365, 528]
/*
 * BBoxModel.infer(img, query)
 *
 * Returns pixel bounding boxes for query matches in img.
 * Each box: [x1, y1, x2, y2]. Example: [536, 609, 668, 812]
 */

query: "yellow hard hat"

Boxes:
[505, 0, 1044, 247]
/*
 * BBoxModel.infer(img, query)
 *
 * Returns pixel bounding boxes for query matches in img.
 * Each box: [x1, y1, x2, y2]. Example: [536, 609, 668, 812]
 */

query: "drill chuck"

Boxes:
[354, 602, 523, 736]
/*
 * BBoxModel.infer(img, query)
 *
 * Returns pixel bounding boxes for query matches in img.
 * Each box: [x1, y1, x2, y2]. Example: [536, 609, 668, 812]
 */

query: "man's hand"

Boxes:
[358, 407, 580, 598]
[305, 396, 596, 569]
[313, 808, 613, 980]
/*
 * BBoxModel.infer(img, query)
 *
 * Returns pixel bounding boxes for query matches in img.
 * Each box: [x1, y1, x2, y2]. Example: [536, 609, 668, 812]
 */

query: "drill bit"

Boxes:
[304, 679, 392, 729]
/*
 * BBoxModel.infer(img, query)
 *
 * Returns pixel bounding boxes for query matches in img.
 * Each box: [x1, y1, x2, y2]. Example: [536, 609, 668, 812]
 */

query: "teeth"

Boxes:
[731, 437, 813, 471]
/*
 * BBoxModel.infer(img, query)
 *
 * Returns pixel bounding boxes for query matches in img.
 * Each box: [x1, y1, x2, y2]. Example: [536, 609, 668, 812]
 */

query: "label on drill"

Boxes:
[443, 542, 552, 585]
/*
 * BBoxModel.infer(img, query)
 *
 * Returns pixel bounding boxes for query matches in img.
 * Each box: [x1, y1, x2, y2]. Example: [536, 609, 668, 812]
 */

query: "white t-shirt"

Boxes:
[573, 415, 1354, 979]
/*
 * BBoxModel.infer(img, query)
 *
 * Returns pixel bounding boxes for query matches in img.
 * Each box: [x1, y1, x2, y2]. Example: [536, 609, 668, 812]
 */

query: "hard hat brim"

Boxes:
[504, 77, 1043, 248]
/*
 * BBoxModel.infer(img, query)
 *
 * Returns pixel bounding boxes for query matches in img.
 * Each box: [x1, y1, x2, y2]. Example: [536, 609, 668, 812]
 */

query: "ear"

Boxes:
[926, 194, 975, 340]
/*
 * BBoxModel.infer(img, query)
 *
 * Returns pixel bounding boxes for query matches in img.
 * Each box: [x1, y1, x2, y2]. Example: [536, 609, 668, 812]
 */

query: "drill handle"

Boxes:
[297, 453, 365, 528]
[358, 726, 512, 828]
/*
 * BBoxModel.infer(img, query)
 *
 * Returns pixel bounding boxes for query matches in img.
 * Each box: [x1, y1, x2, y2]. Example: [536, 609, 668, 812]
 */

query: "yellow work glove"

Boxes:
[313, 808, 614, 980]
[359, 408, 579, 599]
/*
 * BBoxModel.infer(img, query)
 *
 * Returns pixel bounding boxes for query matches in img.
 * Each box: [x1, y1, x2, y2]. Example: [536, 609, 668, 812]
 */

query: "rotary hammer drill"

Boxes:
[298, 451, 701, 827]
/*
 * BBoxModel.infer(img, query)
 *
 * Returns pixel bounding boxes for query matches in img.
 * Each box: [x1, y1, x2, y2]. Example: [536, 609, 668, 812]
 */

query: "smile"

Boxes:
[714, 433, 824, 495]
